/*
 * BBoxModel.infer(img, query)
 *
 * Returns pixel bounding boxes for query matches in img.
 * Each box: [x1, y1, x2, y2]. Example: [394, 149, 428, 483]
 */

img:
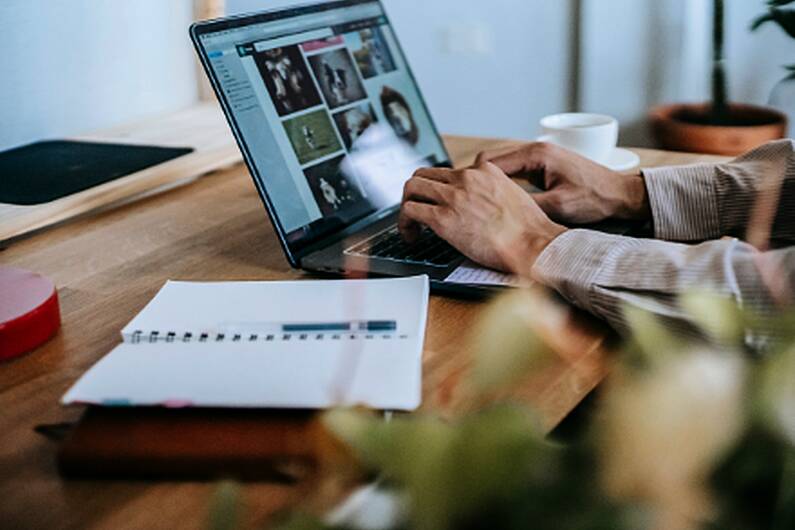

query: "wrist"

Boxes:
[525, 222, 568, 267]
[616, 173, 651, 221]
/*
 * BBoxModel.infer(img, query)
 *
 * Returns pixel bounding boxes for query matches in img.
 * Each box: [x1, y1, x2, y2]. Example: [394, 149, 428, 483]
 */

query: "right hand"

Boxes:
[475, 142, 651, 224]
[398, 162, 567, 272]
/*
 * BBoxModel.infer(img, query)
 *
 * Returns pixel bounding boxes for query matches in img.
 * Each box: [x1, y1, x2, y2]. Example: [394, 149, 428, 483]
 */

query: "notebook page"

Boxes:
[61, 339, 422, 411]
[64, 276, 429, 411]
[445, 261, 518, 287]
[121, 276, 428, 342]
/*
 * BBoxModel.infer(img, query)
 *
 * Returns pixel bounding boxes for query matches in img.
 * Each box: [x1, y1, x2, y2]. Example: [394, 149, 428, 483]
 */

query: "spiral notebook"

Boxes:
[62, 276, 429, 411]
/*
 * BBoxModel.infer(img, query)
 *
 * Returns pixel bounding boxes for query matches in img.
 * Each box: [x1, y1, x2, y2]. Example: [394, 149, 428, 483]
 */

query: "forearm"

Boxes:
[532, 229, 789, 349]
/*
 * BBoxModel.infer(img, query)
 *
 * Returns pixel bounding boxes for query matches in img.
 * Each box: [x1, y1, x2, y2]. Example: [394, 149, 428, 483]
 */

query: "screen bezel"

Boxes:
[190, 0, 452, 266]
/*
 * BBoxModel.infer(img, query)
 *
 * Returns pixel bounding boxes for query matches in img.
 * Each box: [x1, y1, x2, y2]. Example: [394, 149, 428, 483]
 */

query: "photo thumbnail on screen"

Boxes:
[308, 49, 368, 109]
[351, 26, 397, 79]
[380, 86, 419, 146]
[303, 156, 368, 218]
[333, 103, 378, 151]
[282, 109, 343, 166]
[254, 45, 322, 117]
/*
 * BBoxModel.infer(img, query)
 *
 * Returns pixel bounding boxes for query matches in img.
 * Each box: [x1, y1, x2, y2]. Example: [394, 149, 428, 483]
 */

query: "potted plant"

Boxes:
[650, 0, 788, 156]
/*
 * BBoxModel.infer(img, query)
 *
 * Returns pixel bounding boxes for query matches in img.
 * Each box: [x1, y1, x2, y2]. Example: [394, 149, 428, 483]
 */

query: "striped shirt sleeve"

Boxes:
[532, 140, 795, 346]
[643, 139, 795, 243]
[533, 230, 791, 346]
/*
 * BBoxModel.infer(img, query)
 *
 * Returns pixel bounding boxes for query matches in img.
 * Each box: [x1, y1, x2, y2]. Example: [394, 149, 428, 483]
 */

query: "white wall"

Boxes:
[226, 0, 576, 140]
[0, 0, 198, 151]
[4, 0, 785, 152]
[230, 0, 795, 145]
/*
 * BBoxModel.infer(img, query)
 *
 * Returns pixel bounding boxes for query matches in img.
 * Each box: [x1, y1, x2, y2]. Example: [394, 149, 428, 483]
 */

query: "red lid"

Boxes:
[0, 267, 61, 361]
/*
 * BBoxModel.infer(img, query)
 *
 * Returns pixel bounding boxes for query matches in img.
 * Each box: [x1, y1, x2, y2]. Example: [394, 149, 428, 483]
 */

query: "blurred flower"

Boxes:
[598, 348, 747, 530]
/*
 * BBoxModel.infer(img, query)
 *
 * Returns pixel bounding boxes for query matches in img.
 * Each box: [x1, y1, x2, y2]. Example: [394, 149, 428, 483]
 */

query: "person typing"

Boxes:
[399, 140, 795, 348]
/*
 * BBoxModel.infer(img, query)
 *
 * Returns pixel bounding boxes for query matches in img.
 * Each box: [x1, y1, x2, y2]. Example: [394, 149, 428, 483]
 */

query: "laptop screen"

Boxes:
[196, 1, 450, 253]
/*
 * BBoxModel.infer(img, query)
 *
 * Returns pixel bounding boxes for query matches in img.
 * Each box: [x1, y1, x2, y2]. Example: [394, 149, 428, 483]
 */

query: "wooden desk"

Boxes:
[0, 134, 726, 529]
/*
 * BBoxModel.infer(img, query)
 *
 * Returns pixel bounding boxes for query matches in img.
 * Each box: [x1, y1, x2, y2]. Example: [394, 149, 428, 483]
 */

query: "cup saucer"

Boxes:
[604, 148, 640, 172]
[533, 137, 641, 172]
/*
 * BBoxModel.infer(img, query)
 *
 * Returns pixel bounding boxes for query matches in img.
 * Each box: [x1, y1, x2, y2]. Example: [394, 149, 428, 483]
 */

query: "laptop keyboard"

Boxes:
[345, 225, 461, 268]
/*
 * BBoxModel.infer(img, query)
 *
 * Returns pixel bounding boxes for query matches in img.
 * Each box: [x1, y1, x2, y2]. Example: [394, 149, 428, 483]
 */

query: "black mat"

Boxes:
[0, 140, 194, 205]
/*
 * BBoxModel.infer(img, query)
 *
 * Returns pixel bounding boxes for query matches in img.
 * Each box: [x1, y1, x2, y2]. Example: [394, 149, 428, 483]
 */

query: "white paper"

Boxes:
[61, 339, 422, 411]
[122, 276, 427, 340]
[445, 260, 518, 287]
[62, 276, 429, 411]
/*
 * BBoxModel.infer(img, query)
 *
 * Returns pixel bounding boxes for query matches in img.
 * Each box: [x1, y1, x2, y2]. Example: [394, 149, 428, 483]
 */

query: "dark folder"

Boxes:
[57, 407, 321, 481]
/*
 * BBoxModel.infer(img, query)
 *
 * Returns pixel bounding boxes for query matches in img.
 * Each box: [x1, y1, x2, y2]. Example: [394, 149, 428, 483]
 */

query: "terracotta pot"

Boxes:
[649, 102, 788, 156]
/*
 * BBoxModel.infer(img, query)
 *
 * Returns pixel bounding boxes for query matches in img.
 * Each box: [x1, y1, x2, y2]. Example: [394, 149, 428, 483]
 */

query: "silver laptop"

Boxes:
[189, 0, 505, 295]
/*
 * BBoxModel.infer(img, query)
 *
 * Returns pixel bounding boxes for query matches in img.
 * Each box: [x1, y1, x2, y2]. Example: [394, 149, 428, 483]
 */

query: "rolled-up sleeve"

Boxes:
[533, 230, 789, 345]
[643, 164, 721, 241]
[643, 139, 795, 243]
[531, 140, 795, 347]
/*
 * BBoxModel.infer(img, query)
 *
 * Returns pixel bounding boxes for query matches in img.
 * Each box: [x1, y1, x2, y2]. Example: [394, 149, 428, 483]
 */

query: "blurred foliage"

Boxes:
[323, 406, 634, 530]
[209, 290, 795, 530]
[468, 290, 552, 394]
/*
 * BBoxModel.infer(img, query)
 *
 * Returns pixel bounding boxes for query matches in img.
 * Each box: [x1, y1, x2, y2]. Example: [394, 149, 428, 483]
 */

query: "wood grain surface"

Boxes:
[0, 130, 727, 529]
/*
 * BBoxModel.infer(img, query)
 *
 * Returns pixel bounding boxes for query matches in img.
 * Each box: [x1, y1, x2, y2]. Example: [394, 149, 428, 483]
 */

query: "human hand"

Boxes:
[398, 162, 567, 273]
[475, 142, 650, 224]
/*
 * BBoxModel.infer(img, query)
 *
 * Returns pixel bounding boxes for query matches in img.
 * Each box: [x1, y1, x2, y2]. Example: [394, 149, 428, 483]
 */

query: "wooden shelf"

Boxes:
[0, 103, 243, 243]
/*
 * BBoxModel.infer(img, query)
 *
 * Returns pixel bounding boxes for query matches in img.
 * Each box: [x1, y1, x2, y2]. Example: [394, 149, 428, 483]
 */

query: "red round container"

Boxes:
[0, 267, 61, 361]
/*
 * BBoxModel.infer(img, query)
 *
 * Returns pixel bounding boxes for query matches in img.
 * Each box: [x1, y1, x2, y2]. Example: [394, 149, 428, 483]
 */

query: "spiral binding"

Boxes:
[129, 330, 409, 344]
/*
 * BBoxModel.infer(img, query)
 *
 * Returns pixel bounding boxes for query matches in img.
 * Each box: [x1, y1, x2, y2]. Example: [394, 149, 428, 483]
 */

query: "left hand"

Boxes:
[398, 161, 568, 273]
[475, 142, 650, 224]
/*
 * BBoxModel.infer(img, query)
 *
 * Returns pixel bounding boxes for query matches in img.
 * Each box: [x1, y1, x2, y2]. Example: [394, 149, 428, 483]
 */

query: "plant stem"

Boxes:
[711, 0, 728, 124]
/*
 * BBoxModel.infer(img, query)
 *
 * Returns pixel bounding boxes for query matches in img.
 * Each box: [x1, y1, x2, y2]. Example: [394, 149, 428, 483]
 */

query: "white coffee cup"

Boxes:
[538, 113, 619, 164]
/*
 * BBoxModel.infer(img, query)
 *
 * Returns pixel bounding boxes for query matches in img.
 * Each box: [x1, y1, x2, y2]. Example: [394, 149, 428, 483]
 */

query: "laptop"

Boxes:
[190, 0, 506, 294]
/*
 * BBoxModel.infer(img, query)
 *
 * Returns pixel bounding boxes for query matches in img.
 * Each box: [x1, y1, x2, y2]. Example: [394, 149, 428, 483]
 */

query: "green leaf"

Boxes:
[402, 407, 556, 530]
[622, 305, 684, 369]
[272, 513, 336, 530]
[680, 290, 746, 346]
[710, 428, 790, 530]
[322, 408, 400, 470]
[207, 481, 242, 530]
[469, 291, 553, 394]
[746, 310, 795, 347]
[767, 0, 795, 7]
[771, 450, 795, 530]
[751, 13, 775, 32]
[751, 8, 795, 39]
[755, 342, 795, 446]
[324, 406, 558, 530]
